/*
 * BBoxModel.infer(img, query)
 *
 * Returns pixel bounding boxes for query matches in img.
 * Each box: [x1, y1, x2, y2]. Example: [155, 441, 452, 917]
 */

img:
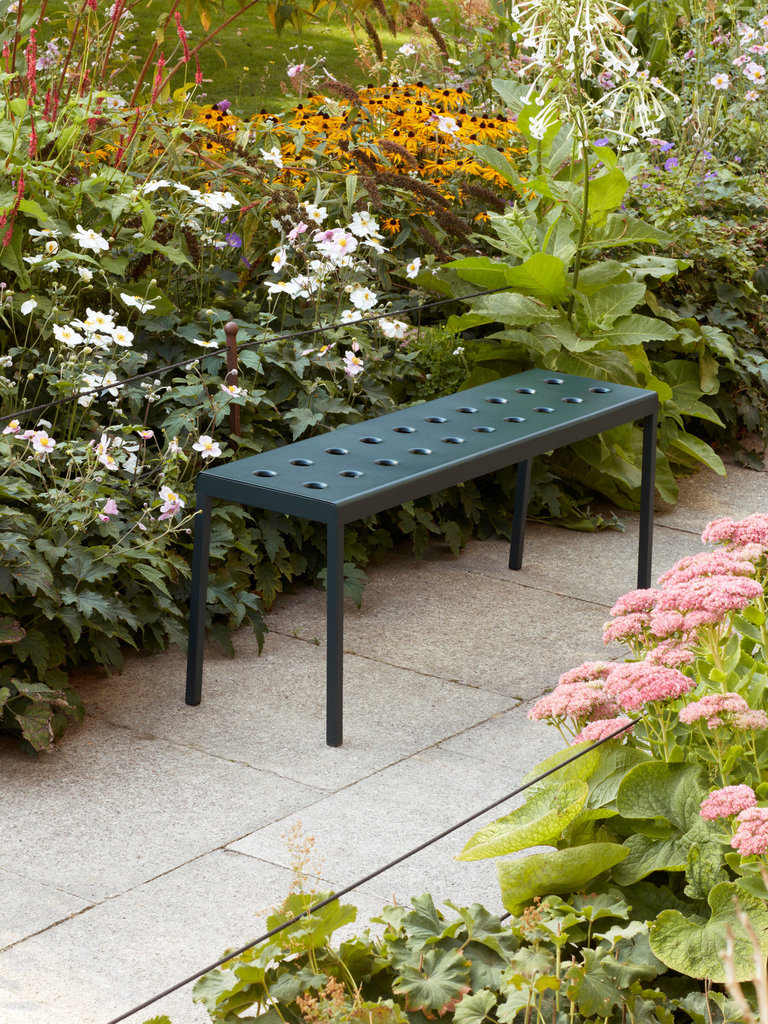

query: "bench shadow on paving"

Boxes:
[0, 458, 764, 1024]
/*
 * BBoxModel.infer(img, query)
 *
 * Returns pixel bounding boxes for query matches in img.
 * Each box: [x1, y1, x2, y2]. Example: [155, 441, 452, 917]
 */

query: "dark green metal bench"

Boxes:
[185, 369, 658, 746]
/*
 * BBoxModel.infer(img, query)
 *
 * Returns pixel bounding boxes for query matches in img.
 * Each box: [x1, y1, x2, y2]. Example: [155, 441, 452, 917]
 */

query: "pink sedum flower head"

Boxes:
[700, 785, 757, 821]
[645, 639, 696, 668]
[609, 588, 660, 617]
[731, 806, 768, 856]
[702, 514, 768, 549]
[604, 660, 695, 711]
[658, 550, 756, 587]
[602, 612, 651, 645]
[679, 692, 752, 728]
[192, 435, 222, 460]
[652, 575, 763, 631]
[572, 717, 633, 745]
[557, 661, 613, 688]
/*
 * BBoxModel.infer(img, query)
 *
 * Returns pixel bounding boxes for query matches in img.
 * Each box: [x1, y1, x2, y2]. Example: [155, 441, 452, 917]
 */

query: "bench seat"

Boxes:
[185, 369, 658, 745]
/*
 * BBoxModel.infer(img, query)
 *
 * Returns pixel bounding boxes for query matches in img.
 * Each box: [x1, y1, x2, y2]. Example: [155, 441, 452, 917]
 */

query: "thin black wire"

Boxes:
[0, 283, 511, 426]
[103, 717, 636, 1024]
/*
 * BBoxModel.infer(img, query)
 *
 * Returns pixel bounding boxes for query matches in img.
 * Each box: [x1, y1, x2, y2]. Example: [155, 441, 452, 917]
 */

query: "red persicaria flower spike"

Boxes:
[151, 51, 166, 102]
[2, 41, 10, 74]
[28, 117, 37, 158]
[87, 0, 97, 9]
[25, 28, 37, 99]
[194, 53, 203, 85]
[174, 12, 190, 62]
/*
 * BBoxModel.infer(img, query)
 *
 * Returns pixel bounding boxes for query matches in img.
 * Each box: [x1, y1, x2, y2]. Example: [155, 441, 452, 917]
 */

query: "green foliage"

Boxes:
[183, 889, 722, 1024]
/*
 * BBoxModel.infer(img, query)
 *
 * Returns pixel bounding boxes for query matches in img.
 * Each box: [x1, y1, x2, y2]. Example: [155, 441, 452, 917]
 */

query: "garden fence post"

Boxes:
[225, 320, 240, 443]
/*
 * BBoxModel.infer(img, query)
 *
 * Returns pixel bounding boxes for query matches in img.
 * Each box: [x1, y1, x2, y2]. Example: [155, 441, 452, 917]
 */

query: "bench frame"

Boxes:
[185, 370, 658, 746]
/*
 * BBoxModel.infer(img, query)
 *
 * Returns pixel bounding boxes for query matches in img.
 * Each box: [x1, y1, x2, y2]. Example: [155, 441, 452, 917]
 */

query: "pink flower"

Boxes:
[604, 661, 695, 711]
[609, 588, 660, 617]
[98, 498, 119, 522]
[158, 485, 185, 520]
[288, 221, 308, 241]
[645, 639, 696, 668]
[572, 717, 633, 745]
[137, 429, 154, 440]
[658, 551, 756, 586]
[735, 710, 768, 730]
[557, 661, 613, 687]
[602, 612, 650, 645]
[528, 683, 618, 722]
[287, 63, 306, 79]
[702, 514, 768, 549]
[700, 785, 757, 821]
[731, 806, 768, 856]
[652, 576, 763, 629]
[679, 692, 750, 728]
[343, 351, 364, 377]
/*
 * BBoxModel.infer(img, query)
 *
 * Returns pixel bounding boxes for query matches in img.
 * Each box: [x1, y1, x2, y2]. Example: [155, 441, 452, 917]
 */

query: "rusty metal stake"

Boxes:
[224, 320, 241, 442]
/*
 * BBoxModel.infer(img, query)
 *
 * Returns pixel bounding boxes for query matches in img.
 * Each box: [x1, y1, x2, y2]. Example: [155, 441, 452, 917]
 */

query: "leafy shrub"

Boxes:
[461, 513, 768, 984]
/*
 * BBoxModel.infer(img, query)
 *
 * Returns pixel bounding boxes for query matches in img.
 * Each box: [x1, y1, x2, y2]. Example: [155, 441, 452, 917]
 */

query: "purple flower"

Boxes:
[664, 156, 679, 170]
[594, 137, 610, 146]
[225, 232, 242, 248]
[215, 99, 231, 112]
[659, 141, 674, 152]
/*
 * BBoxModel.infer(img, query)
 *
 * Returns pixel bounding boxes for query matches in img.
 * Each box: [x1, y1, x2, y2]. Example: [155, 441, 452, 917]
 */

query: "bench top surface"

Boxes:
[198, 369, 656, 519]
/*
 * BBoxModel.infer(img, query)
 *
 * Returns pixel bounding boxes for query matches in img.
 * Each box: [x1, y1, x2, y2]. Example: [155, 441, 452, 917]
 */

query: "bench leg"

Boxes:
[185, 492, 212, 706]
[509, 459, 531, 570]
[326, 520, 344, 747]
[637, 410, 657, 589]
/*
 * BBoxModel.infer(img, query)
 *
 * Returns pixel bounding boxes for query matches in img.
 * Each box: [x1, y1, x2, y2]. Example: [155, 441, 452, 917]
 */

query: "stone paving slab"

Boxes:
[0, 850, 387, 1024]
[0, 867, 90, 948]
[266, 558, 618, 700]
[76, 635, 517, 791]
[656, 460, 766, 534]
[432, 519, 705, 607]
[229, 745, 554, 910]
[0, 718, 319, 903]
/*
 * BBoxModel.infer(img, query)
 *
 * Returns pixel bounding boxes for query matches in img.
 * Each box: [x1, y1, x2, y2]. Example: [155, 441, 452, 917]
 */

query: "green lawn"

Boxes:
[148, 0, 465, 115]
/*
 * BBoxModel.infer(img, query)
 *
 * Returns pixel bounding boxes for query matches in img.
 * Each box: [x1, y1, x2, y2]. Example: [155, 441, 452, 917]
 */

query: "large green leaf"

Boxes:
[587, 168, 629, 220]
[583, 283, 647, 327]
[617, 761, 706, 829]
[453, 292, 554, 329]
[669, 432, 726, 475]
[549, 349, 637, 385]
[521, 742, 601, 792]
[393, 948, 471, 1013]
[446, 253, 568, 303]
[498, 844, 629, 914]
[589, 214, 674, 250]
[0, 616, 25, 644]
[453, 990, 497, 1024]
[457, 780, 588, 861]
[612, 833, 692, 886]
[649, 882, 768, 982]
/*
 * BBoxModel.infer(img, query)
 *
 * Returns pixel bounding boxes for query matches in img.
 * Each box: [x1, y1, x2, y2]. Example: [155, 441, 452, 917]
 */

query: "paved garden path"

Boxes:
[1, 457, 766, 1024]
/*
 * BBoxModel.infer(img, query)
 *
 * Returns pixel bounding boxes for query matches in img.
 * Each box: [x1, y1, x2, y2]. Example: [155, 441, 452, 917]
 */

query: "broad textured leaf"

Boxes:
[649, 882, 768, 982]
[587, 168, 629, 217]
[551, 349, 637, 386]
[457, 780, 588, 860]
[624, 255, 686, 281]
[393, 948, 471, 1013]
[521, 742, 601, 792]
[611, 833, 692, 885]
[605, 313, 678, 346]
[584, 283, 647, 327]
[589, 214, 673, 250]
[586, 746, 650, 809]
[11, 703, 53, 750]
[462, 292, 554, 327]
[669, 432, 726, 475]
[573, 260, 628, 294]
[0, 616, 25, 644]
[565, 948, 622, 1016]
[616, 761, 706, 829]
[453, 989, 497, 1024]
[497, 844, 629, 914]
